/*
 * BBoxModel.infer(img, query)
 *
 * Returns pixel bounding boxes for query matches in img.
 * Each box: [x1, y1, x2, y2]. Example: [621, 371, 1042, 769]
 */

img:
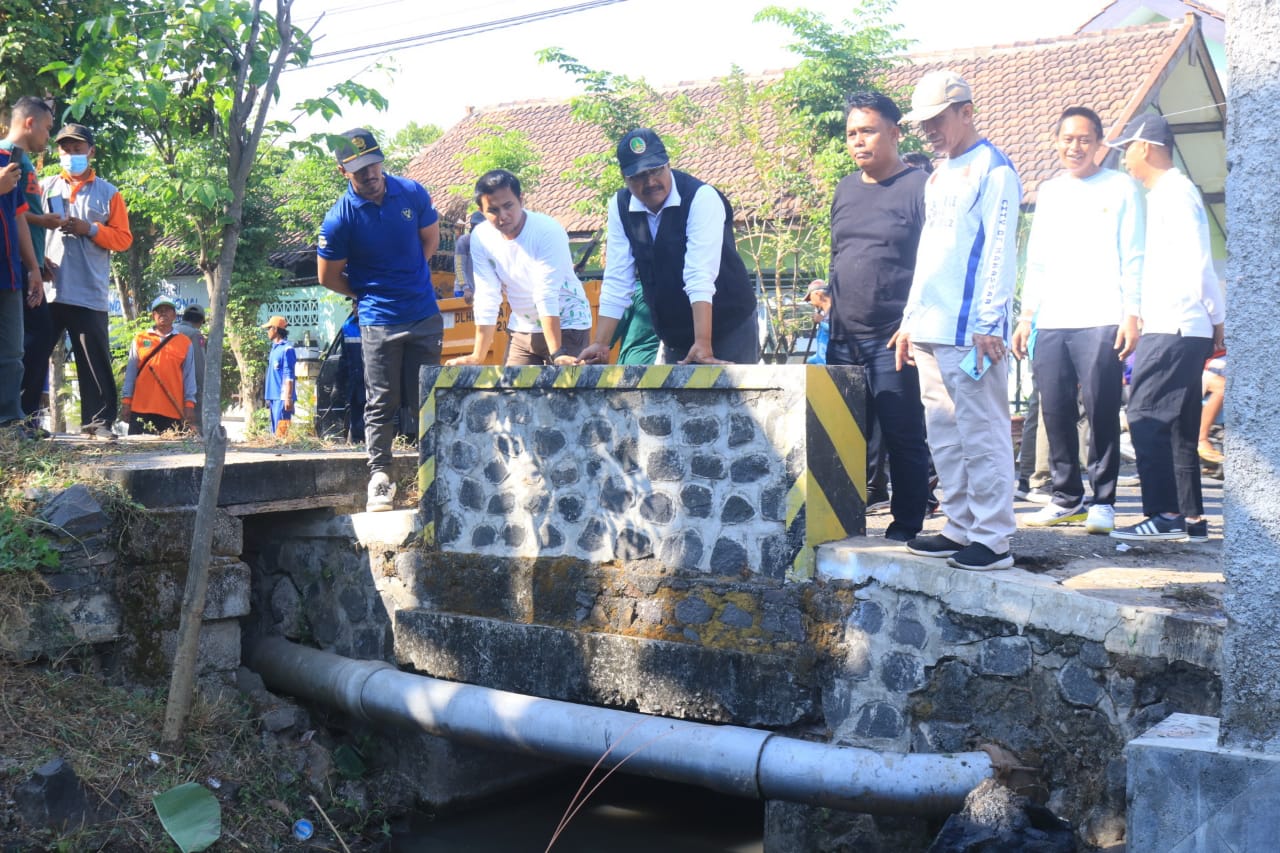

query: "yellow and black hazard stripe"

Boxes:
[785, 365, 867, 579]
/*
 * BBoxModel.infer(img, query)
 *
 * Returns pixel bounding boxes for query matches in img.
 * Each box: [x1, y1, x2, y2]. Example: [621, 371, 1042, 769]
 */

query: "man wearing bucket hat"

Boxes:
[41, 122, 133, 438]
[262, 315, 296, 438]
[894, 70, 1022, 571]
[317, 127, 443, 511]
[577, 128, 758, 366]
[120, 296, 197, 436]
[1106, 113, 1224, 544]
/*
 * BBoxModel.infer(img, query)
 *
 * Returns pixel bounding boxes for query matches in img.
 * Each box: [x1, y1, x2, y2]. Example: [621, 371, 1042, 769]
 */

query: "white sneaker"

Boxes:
[1085, 504, 1115, 534]
[367, 472, 396, 512]
[1025, 501, 1086, 527]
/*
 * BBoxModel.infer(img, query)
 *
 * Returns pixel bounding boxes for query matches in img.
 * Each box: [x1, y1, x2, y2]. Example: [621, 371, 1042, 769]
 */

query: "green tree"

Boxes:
[48, 0, 385, 743]
[537, 47, 700, 217]
[717, 2, 908, 354]
[382, 120, 442, 175]
[452, 118, 544, 200]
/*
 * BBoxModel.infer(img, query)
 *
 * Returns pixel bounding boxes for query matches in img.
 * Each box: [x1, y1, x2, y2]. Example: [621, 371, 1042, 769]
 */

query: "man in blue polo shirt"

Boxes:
[317, 128, 443, 512]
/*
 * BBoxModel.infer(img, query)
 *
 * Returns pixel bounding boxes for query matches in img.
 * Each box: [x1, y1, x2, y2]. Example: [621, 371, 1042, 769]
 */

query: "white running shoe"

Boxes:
[1085, 504, 1115, 534]
[1025, 501, 1086, 527]
[367, 472, 396, 512]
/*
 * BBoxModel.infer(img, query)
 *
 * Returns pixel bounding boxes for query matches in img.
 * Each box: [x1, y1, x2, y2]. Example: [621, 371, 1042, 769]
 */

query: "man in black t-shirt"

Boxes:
[825, 91, 931, 542]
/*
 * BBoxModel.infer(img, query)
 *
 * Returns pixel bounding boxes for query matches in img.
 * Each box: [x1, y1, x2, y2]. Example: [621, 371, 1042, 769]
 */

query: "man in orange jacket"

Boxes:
[120, 296, 197, 435]
[41, 122, 132, 437]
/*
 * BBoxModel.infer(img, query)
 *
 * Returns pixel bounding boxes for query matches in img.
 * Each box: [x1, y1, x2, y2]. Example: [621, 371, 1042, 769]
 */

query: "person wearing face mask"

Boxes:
[41, 122, 133, 438]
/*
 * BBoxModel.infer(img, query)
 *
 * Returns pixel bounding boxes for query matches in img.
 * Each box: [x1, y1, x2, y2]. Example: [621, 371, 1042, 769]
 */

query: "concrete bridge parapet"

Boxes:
[417, 364, 869, 580]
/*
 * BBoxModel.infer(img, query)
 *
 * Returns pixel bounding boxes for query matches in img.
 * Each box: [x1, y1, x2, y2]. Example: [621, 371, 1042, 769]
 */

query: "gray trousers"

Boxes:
[0, 289, 23, 424]
[361, 313, 443, 475]
[658, 311, 760, 365]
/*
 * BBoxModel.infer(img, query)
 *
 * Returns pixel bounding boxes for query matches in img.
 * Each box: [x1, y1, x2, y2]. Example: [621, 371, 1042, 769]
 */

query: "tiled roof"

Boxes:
[405, 17, 1199, 232]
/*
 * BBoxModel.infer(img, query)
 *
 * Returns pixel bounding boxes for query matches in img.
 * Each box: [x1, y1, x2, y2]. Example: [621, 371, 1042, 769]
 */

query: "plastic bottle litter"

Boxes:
[292, 818, 314, 841]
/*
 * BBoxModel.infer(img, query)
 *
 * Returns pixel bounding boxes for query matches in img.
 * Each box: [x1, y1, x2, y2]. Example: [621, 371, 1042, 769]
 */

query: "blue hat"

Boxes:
[150, 295, 177, 312]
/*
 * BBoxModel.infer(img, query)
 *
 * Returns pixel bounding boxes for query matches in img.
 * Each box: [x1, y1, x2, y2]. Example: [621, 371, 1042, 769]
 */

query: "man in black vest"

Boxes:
[577, 128, 758, 365]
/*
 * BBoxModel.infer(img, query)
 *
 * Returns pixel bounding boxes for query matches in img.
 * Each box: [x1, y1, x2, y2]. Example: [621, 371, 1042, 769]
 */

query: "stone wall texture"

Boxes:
[419, 364, 868, 580]
[421, 365, 824, 578]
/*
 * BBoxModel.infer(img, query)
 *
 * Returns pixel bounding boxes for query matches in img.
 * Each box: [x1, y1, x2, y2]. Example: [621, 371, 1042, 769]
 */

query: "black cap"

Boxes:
[1107, 114, 1173, 149]
[333, 128, 384, 172]
[615, 128, 669, 179]
[55, 123, 95, 146]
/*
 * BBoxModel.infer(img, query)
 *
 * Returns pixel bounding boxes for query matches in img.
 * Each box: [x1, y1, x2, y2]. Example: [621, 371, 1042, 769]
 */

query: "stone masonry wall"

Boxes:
[4, 486, 249, 683]
[420, 364, 868, 580]
[806, 544, 1224, 850]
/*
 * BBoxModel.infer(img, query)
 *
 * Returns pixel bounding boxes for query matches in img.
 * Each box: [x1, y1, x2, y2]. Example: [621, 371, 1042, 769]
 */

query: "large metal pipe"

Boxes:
[249, 637, 992, 815]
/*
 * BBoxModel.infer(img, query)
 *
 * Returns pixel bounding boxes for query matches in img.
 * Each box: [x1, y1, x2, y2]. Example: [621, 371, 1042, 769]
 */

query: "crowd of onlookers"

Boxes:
[3, 71, 1225, 541]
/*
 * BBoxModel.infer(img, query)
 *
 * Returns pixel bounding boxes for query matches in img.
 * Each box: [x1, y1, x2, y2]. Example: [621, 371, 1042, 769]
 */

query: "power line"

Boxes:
[297, 0, 628, 69]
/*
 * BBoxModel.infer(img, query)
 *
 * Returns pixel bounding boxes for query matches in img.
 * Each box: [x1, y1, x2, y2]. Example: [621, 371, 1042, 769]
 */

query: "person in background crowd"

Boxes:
[120, 296, 197, 435]
[452, 210, 484, 304]
[174, 303, 208, 432]
[2, 96, 57, 437]
[0, 129, 42, 435]
[41, 122, 132, 438]
[262, 315, 296, 438]
[1108, 114, 1224, 543]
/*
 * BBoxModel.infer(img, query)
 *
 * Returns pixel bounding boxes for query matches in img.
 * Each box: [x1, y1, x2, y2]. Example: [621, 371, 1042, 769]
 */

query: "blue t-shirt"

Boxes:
[317, 174, 440, 327]
[265, 340, 296, 402]
[0, 146, 29, 292]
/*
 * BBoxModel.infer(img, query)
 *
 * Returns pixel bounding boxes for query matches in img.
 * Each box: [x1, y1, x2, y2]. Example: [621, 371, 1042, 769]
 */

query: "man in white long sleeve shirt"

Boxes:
[1011, 107, 1145, 535]
[1107, 114, 1224, 544]
[576, 128, 758, 366]
[446, 169, 592, 366]
[894, 70, 1022, 571]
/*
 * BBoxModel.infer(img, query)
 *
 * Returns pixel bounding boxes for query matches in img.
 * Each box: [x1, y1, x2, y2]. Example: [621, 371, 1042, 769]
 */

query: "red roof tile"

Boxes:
[406, 18, 1198, 232]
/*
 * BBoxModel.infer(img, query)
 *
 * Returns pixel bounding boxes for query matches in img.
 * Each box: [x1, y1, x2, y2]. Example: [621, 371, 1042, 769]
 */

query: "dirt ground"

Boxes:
[861, 467, 1225, 615]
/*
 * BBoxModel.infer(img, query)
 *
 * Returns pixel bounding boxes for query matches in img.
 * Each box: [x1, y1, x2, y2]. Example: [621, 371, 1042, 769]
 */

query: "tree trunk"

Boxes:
[51, 345, 67, 433]
[225, 325, 261, 425]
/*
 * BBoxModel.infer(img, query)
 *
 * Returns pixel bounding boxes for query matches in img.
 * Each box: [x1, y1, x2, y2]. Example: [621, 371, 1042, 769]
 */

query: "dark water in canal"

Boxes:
[391, 774, 765, 852]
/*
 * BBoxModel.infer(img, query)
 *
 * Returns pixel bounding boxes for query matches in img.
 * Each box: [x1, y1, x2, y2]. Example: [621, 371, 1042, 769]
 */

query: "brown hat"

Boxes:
[262, 315, 288, 330]
[55, 123, 95, 146]
[803, 280, 830, 303]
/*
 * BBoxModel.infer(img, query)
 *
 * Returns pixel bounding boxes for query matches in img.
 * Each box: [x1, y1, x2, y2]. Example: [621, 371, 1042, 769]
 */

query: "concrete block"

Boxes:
[1127, 713, 1280, 853]
[395, 609, 816, 726]
[820, 543, 1223, 669]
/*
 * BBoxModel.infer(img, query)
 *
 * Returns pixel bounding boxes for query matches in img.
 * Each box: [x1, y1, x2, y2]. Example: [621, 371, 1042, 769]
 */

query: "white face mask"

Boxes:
[60, 154, 89, 176]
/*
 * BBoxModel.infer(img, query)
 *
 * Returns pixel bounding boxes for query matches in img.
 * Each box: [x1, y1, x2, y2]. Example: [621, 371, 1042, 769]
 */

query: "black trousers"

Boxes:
[47, 302, 117, 428]
[1127, 332, 1212, 517]
[1033, 326, 1123, 508]
[21, 291, 53, 420]
[827, 335, 931, 538]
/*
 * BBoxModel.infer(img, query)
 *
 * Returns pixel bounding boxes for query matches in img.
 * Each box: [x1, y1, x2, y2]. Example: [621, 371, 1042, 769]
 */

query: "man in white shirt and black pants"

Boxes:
[577, 128, 758, 366]
[1108, 114, 1224, 543]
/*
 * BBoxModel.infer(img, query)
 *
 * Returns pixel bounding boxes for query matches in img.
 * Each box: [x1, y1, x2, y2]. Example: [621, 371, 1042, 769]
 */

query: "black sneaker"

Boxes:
[906, 533, 964, 558]
[947, 543, 1014, 571]
[884, 524, 918, 543]
[1186, 519, 1209, 543]
[1110, 514, 1188, 542]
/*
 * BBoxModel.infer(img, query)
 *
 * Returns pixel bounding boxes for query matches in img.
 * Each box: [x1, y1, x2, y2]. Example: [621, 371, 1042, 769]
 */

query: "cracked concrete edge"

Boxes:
[818, 543, 1222, 670]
